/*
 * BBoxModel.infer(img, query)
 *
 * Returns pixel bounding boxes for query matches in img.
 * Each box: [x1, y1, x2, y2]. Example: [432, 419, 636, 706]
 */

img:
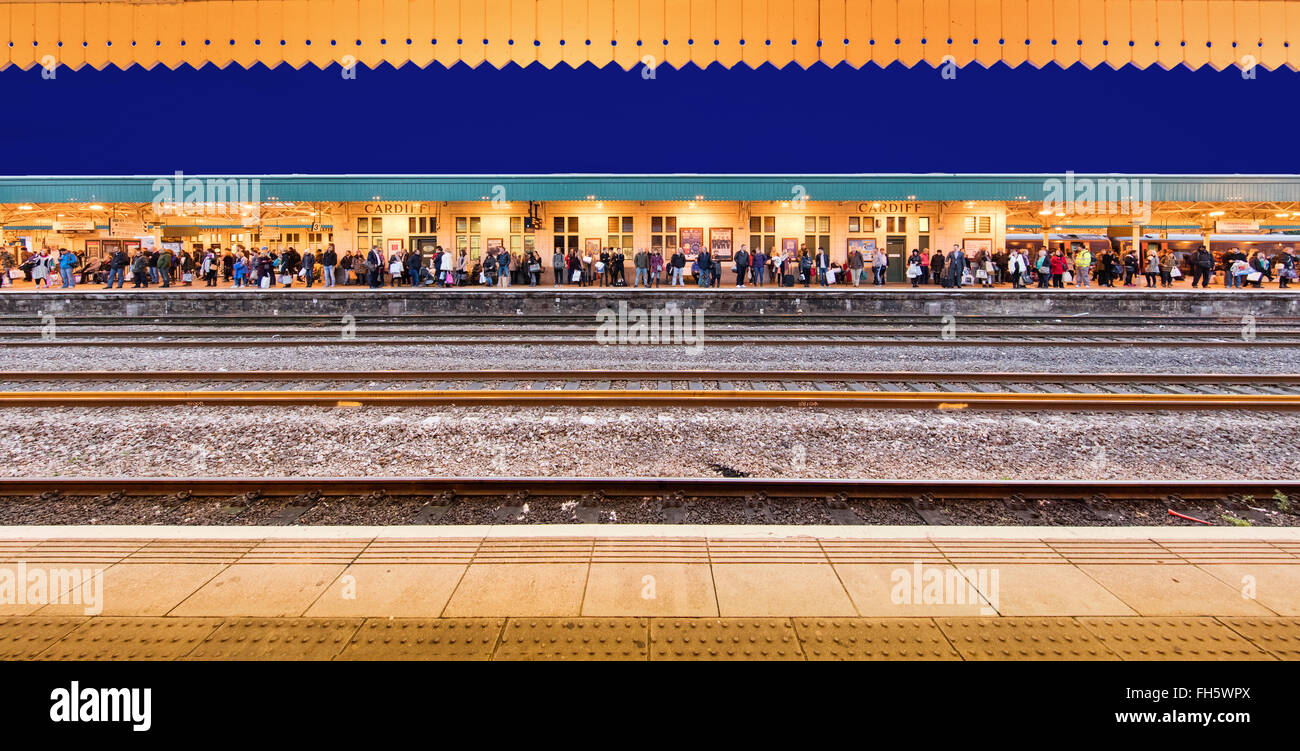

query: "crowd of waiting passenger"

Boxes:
[2, 241, 1296, 290]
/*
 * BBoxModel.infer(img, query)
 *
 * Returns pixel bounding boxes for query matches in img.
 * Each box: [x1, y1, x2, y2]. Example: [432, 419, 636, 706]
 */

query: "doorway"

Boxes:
[886, 236, 907, 283]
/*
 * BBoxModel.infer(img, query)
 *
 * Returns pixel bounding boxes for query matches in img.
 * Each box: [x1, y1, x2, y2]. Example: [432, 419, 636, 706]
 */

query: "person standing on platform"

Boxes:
[930, 249, 945, 287]
[949, 245, 967, 288]
[366, 246, 382, 288]
[816, 247, 830, 287]
[734, 245, 750, 288]
[1047, 249, 1065, 288]
[871, 246, 887, 286]
[129, 251, 148, 288]
[56, 248, 77, 289]
[907, 249, 924, 288]
[649, 248, 664, 287]
[300, 247, 315, 288]
[847, 245, 864, 287]
[1189, 245, 1213, 288]
[321, 244, 337, 287]
[552, 248, 566, 286]
[155, 247, 173, 288]
[1143, 250, 1159, 287]
[697, 246, 712, 287]
[1073, 246, 1092, 288]
[1006, 249, 1024, 289]
[1275, 247, 1295, 288]
[105, 246, 127, 289]
[669, 247, 685, 286]
[633, 247, 649, 287]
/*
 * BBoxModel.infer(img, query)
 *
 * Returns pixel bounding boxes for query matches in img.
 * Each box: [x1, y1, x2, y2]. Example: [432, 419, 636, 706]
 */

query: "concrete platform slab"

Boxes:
[981, 564, 1136, 617]
[169, 564, 347, 617]
[580, 563, 717, 617]
[441, 563, 588, 617]
[711, 564, 856, 617]
[833, 563, 995, 617]
[303, 563, 466, 618]
[1078, 564, 1275, 617]
[1196, 564, 1300, 616]
[36, 563, 226, 617]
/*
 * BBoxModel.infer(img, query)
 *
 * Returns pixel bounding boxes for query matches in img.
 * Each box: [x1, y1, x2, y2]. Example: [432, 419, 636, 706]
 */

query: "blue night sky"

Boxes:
[0, 61, 1288, 175]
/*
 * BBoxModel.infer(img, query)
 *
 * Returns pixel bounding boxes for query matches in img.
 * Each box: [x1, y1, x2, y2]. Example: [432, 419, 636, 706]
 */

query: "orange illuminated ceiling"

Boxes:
[2, 0, 1295, 72]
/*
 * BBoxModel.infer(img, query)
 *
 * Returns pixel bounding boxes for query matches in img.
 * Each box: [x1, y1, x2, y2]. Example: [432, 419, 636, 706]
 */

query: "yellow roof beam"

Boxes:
[1, 0, 1294, 71]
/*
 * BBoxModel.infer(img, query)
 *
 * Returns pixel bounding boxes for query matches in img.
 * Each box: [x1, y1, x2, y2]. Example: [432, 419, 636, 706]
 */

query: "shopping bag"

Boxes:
[182, 273, 193, 282]
[975, 269, 988, 280]
[1170, 267, 1183, 278]
[1062, 271, 1073, 284]
[260, 275, 270, 288]
[1247, 272, 1262, 282]
[571, 269, 582, 282]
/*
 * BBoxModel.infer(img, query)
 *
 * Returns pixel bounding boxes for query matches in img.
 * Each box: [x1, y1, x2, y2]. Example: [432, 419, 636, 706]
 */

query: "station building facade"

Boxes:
[3, 175, 1300, 282]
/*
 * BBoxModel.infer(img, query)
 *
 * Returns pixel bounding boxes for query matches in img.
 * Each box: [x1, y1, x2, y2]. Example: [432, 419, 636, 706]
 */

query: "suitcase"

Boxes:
[782, 274, 795, 287]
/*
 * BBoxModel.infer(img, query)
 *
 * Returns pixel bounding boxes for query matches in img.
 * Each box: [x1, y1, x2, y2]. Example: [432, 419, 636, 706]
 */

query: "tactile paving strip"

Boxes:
[794, 618, 960, 660]
[495, 618, 648, 660]
[650, 618, 803, 660]
[338, 618, 504, 660]
[37, 617, 222, 661]
[935, 618, 1119, 660]
[1218, 618, 1300, 661]
[1077, 617, 1273, 661]
[185, 618, 363, 660]
[0, 617, 86, 659]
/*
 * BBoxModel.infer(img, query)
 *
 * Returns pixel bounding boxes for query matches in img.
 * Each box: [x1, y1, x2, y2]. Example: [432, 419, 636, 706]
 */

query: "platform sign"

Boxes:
[51, 219, 95, 232]
[260, 226, 282, 241]
[109, 219, 146, 237]
[1215, 220, 1259, 233]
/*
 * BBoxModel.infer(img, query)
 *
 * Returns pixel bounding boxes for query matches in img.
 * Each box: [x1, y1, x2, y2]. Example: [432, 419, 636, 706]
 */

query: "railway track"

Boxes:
[1, 312, 1294, 346]
[4, 369, 1300, 409]
[4, 476, 1296, 502]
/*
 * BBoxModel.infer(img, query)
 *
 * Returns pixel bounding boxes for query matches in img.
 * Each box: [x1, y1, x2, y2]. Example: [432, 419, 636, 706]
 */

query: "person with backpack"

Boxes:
[57, 248, 78, 288]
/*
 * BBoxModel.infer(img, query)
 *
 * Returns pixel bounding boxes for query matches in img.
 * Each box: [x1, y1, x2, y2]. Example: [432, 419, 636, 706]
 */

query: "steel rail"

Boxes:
[1, 476, 1295, 501]
[1, 326, 1296, 337]
[2, 337, 1296, 348]
[2, 388, 1299, 410]
[2, 369, 1299, 384]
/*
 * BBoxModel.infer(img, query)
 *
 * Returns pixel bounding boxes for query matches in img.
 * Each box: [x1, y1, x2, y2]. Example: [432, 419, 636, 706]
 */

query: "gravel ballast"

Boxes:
[2, 343, 1300, 375]
[2, 406, 1297, 480]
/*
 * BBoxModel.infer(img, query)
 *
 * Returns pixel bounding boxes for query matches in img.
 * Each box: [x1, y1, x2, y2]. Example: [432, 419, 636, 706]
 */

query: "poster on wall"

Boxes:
[709, 228, 733, 261]
[781, 238, 798, 258]
[387, 238, 404, 255]
[583, 238, 600, 257]
[846, 237, 876, 261]
[679, 227, 703, 260]
[963, 238, 992, 257]
[83, 239, 102, 260]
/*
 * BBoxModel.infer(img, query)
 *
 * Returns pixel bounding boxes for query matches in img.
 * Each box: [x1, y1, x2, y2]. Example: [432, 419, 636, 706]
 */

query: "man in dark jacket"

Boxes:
[105, 248, 129, 288]
[366, 246, 383, 288]
[696, 247, 711, 287]
[1191, 245, 1214, 288]
[669, 249, 686, 286]
[734, 245, 750, 288]
[301, 248, 316, 288]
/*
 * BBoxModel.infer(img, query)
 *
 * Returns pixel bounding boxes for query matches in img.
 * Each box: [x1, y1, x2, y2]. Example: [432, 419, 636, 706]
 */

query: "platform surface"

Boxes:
[2, 526, 1297, 659]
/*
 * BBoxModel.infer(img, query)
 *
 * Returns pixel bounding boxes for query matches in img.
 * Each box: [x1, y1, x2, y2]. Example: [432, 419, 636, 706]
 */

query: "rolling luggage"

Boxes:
[782, 274, 795, 287]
